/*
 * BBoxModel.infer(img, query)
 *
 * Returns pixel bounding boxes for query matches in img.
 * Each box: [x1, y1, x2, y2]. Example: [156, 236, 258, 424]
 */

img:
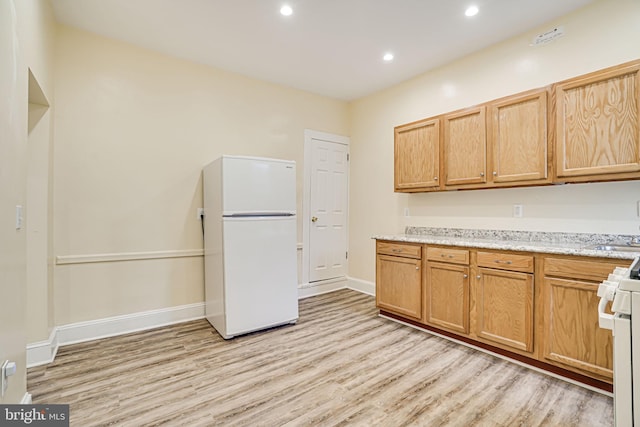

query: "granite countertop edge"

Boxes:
[372, 229, 640, 261]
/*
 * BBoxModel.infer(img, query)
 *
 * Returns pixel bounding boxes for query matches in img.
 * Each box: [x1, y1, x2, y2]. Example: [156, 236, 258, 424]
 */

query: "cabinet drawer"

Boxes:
[377, 241, 421, 259]
[426, 247, 469, 265]
[543, 257, 630, 282]
[477, 251, 534, 273]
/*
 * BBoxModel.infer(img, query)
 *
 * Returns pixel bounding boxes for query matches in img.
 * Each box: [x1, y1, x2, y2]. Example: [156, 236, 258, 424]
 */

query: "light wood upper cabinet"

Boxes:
[555, 61, 640, 180]
[393, 59, 640, 193]
[394, 118, 440, 192]
[443, 106, 487, 187]
[490, 89, 549, 184]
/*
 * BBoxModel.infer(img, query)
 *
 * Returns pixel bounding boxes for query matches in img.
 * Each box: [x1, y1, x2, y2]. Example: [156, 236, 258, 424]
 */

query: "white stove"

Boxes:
[599, 256, 640, 426]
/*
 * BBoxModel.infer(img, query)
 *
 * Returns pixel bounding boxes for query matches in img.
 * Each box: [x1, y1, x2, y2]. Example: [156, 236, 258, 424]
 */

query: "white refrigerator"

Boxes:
[203, 155, 299, 339]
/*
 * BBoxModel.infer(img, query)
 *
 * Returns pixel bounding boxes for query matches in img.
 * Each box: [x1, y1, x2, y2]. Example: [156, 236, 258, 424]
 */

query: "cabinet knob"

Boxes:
[463, 274, 468, 278]
[416, 266, 420, 270]
[480, 172, 485, 177]
[434, 176, 438, 181]
[477, 275, 481, 279]
[493, 171, 497, 176]
[311, 216, 318, 223]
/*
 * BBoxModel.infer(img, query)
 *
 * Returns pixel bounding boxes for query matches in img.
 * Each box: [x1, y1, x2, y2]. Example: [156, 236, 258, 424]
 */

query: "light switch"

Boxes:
[1, 360, 16, 397]
[15, 205, 23, 230]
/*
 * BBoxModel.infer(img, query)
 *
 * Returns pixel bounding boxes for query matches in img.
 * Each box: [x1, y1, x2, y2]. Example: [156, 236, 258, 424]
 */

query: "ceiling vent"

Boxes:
[530, 26, 565, 47]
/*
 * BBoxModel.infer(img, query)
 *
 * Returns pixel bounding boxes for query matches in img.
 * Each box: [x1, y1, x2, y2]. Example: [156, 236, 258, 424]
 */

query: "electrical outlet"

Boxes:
[513, 204, 523, 218]
[197, 208, 204, 220]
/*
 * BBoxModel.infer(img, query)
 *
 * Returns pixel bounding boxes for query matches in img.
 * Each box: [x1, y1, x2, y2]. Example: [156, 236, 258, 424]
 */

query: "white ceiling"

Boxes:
[51, 0, 595, 100]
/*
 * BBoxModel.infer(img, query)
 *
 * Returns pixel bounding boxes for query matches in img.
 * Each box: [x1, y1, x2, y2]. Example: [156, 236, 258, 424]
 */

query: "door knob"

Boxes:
[311, 216, 318, 222]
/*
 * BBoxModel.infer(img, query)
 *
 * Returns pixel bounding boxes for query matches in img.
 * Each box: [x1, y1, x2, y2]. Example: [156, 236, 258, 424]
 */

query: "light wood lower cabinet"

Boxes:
[425, 247, 470, 335]
[540, 256, 620, 380]
[476, 268, 534, 353]
[374, 240, 628, 386]
[426, 262, 469, 333]
[376, 242, 423, 320]
[541, 276, 613, 380]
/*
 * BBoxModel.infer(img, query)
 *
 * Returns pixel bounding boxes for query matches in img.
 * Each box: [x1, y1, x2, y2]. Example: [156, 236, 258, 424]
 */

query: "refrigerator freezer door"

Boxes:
[222, 156, 296, 215]
[222, 215, 298, 337]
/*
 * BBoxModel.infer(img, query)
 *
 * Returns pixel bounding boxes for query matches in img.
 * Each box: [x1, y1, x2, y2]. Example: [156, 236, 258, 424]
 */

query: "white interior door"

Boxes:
[308, 137, 349, 282]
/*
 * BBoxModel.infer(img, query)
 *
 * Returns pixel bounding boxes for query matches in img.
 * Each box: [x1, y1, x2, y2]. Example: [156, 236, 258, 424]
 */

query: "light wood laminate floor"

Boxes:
[28, 289, 613, 426]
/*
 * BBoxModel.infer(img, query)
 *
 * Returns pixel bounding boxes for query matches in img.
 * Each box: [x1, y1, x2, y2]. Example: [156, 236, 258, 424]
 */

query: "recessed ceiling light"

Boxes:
[383, 53, 394, 62]
[280, 5, 293, 16]
[465, 5, 479, 17]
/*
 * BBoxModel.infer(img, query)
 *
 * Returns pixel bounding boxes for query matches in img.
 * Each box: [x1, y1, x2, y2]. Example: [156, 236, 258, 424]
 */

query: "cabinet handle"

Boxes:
[392, 249, 403, 253]
[480, 172, 485, 177]
[495, 260, 513, 265]
[440, 253, 454, 258]
[476, 275, 481, 279]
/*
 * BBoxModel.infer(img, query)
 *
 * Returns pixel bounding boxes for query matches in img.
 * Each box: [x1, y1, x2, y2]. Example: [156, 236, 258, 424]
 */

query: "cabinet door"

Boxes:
[394, 118, 440, 191]
[443, 106, 487, 186]
[476, 268, 534, 352]
[556, 62, 640, 179]
[490, 90, 548, 183]
[541, 277, 613, 380]
[426, 262, 469, 334]
[376, 254, 422, 320]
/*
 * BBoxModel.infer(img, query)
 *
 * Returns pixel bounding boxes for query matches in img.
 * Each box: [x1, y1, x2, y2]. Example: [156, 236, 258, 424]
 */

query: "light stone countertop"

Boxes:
[373, 227, 640, 261]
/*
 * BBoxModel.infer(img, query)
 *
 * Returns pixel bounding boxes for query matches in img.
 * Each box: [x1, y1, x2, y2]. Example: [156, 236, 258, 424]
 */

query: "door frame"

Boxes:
[302, 129, 350, 286]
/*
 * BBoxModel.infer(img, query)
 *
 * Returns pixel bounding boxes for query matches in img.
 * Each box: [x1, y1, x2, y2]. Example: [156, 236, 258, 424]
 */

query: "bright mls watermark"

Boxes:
[1, 405, 69, 426]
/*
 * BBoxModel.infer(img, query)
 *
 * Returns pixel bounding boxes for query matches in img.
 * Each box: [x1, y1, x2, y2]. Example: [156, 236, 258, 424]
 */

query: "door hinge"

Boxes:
[347, 153, 350, 161]
[346, 251, 348, 259]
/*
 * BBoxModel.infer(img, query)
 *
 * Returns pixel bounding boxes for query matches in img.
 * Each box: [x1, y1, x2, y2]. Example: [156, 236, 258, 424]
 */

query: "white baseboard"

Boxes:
[57, 302, 205, 346]
[21, 393, 32, 404]
[297, 276, 375, 299]
[346, 276, 375, 296]
[27, 302, 205, 368]
[26, 279, 374, 367]
[298, 278, 348, 299]
[26, 328, 59, 368]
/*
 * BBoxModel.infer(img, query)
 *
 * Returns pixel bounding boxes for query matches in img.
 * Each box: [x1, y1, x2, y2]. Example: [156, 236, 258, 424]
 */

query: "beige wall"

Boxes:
[0, 0, 55, 403]
[25, 2, 56, 344]
[348, 0, 640, 282]
[53, 25, 349, 325]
